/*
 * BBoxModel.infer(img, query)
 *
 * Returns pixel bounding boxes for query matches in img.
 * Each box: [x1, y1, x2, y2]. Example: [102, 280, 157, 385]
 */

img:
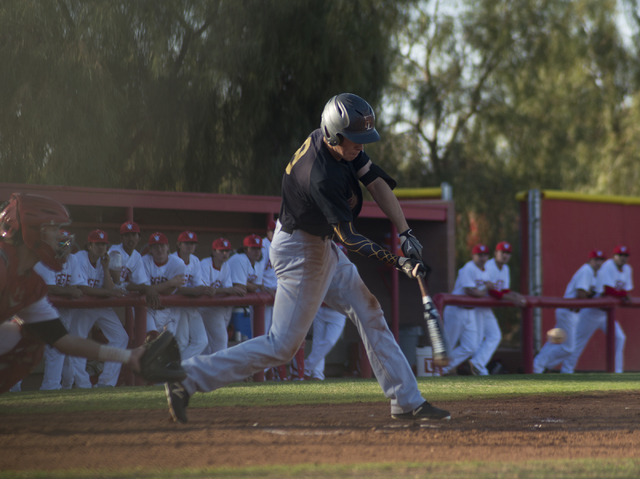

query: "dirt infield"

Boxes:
[2, 391, 640, 471]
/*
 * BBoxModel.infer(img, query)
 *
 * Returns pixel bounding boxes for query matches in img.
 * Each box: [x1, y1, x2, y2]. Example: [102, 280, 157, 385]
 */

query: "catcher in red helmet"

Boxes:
[0, 193, 186, 393]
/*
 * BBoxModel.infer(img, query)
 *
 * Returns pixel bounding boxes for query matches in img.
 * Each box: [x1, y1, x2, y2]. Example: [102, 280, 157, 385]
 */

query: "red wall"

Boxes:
[541, 199, 640, 371]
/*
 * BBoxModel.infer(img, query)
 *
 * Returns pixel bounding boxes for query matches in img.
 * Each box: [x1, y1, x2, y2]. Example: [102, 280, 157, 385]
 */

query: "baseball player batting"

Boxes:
[165, 93, 450, 423]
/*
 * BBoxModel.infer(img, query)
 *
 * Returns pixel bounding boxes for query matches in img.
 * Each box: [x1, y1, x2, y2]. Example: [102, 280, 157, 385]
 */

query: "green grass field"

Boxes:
[2, 373, 640, 478]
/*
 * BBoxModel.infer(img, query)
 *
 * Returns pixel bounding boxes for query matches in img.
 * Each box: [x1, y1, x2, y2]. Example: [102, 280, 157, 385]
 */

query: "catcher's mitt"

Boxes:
[135, 331, 187, 383]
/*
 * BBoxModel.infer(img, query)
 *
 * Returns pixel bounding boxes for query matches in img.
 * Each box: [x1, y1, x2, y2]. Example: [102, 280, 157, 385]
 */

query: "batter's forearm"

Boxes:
[333, 222, 400, 267]
[366, 178, 410, 233]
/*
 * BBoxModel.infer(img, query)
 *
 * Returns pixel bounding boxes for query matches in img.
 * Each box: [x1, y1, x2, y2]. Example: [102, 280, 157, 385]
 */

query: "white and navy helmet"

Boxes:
[320, 93, 380, 146]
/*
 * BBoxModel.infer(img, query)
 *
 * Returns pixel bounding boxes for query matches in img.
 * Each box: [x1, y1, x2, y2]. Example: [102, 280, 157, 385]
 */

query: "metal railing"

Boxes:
[433, 294, 640, 374]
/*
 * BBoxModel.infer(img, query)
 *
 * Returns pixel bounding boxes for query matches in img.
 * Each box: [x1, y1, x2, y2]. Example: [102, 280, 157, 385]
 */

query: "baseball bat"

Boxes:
[416, 275, 450, 367]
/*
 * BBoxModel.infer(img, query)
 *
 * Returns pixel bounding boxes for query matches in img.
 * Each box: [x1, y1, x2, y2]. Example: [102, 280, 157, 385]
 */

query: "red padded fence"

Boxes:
[48, 293, 375, 385]
[433, 294, 640, 374]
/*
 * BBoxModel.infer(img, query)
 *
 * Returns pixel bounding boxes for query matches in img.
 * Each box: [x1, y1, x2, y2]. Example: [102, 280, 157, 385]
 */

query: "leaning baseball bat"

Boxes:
[416, 275, 450, 367]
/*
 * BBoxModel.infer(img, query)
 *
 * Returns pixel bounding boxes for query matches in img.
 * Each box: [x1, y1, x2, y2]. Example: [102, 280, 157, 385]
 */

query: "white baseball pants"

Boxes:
[200, 306, 232, 354]
[181, 227, 425, 414]
[470, 307, 502, 375]
[533, 308, 578, 373]
[304, 306, 347, 380]
[561, 307, 626, 374]
[441, 305, 477, 375]
[63, 308, 128, 388]
[176, 308, 208, 361]
[40, 309, 74, 390]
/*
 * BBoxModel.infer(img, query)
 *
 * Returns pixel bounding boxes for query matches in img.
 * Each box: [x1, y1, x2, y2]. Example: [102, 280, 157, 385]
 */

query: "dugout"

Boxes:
[0, 183, 455, 377]
[519, 190, 640, 372]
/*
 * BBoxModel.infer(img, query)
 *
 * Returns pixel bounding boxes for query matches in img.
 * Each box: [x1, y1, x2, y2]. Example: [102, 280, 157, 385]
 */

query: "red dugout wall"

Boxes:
[520, 191, 640, 371]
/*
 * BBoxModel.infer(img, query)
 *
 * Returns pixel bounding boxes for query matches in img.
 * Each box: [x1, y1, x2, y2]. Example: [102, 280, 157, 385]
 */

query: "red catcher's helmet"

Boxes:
[0, 193, 72, 271]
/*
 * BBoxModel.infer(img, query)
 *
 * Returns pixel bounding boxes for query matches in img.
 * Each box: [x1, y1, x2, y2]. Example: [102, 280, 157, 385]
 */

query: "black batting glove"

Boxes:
[399, 228, 423, 262]
[397, 257, 428, 278]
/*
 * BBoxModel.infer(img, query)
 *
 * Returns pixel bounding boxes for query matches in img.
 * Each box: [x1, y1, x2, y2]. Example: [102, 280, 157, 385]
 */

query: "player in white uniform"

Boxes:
[227, 234, 264, 341]
[108, 221, 160, 309]
[533, 249, 605, 373]
[64, 230, 128, 388]
[142, 232, 185, 335]
[172, 231, 211, 360]
[441, 244, 490, 376]
[304, 242, 349, 380]
[33, 230, 83, 390]
[199, 238, 242, 354]
[562, 246, 630, 374]
[470, 241, 526, 376]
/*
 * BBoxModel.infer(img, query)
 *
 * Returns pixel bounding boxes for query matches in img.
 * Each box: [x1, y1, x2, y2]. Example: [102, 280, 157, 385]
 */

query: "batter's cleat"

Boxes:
[391, 401, 451, 421]
[165, 382, 189, 424]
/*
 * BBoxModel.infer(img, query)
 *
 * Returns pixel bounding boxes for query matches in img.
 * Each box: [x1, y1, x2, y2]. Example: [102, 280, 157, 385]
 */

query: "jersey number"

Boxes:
[285, 137, 311, 175]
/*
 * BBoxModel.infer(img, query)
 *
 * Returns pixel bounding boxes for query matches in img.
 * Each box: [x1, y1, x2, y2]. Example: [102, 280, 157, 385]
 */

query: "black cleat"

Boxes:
[165, 382, 190, 424]
[391, 401, 451, 421]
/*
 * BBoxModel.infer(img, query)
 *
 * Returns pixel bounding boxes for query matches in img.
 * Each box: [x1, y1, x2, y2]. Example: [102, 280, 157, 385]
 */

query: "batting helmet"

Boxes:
[0, 193, 72, 271]
[320, 93, 380, 146]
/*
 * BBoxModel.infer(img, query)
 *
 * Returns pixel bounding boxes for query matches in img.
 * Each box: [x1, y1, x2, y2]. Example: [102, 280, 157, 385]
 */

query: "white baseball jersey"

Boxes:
[595, 259, 633, 295]
[33, 255, 82, 288]
[74, 250, 107, 288]
[261, 237, 277, 290]
[200, 257, 232, 289]
[563, 263, 596, 299]
[484, 258, 510, 292]
[171, 252, 204, 288]
[227, 253, 264, 287]
[451, 260, 487, 295]
[108, 244, 149, 285]
[142, 254, 186, 291]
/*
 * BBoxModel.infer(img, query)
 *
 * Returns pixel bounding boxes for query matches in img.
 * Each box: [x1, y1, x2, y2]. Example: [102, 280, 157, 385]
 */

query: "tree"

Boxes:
[0, 0, 407, 195]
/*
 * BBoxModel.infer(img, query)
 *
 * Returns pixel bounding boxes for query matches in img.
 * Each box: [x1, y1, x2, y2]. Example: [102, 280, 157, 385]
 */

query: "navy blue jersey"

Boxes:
[279, 129, 369, 237]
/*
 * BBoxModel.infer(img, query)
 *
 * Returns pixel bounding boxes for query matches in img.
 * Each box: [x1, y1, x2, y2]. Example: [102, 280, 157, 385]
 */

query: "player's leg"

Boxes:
[304, 310, 329, 379]
[65, 309, 97, 388]
[312, 310, 346, 380]
[200, 307, 229, 354]
[596, 318, 626, 373]
[40, 309, 74, 390]
[560, 308, 602, 374]
[471, 308, 501, 375]
[175, 308, 189, 353]
[0, 320, 46, 394]
[442, 308, 477, 375]
[95, 308, 129, 387]
[322, 248, 426, 415]
[180, 309, 208, 361]
[179, 230, 336, 395]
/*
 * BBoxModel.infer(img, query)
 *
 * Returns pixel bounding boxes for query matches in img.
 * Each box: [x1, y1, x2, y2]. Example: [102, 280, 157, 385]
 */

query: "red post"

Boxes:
[606, 307, 616, 373]
[133, 305, 148, 386]
[390, 224, 399, 342]
[521, 306, 534, 374]
[252, 304, 265, 382]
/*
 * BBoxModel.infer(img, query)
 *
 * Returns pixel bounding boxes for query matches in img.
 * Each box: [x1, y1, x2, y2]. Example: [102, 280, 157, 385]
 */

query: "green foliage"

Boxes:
[0, 0, 404, 194]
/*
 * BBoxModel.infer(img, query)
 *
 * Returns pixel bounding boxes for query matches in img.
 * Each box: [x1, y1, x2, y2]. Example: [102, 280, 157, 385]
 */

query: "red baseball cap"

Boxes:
[120, 221, 140, 234]
[87, 229, 109, 243]
[613, 245, 630, 256]
[243, 234, 262, 248]
[267, 220, 277, 231]
[495, 241, 512, 253]
[149, 232, 169, 245]
[588, 249, 606, 259]
[212, 238, 232, 250]
[471, 244, 489, 255]
[177, 231, 198, 243]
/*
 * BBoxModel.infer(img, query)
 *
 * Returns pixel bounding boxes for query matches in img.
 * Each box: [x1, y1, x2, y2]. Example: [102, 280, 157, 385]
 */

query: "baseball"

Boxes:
[547, 328, 567, 344]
